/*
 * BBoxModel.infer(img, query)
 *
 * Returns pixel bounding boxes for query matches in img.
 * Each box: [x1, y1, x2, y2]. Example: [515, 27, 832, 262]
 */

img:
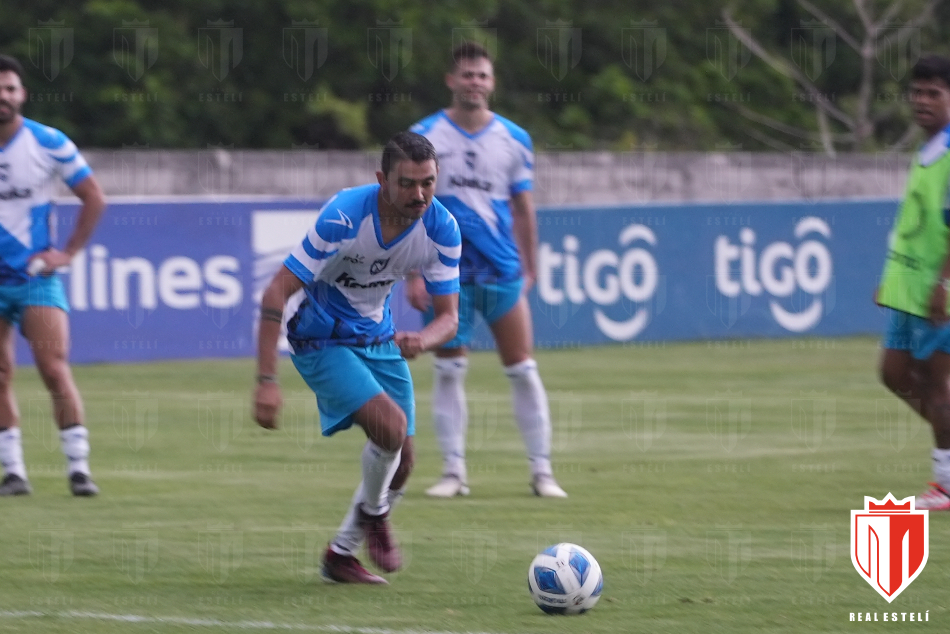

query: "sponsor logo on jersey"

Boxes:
[449, 175, 492, 192]
[335, 271, 394, 289]
[326, 208, 353, 228]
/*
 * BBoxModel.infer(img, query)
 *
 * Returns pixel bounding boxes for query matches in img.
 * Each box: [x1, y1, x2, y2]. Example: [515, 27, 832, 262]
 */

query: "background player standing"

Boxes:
[408, 42, 567, 498]
[877, 54, 950, 511]
[0, 55, 106, 497]
[254, 131, 461, 582]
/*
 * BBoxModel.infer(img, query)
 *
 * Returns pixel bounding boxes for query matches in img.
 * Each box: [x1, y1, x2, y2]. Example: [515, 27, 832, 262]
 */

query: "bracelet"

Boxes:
[943, 279, 950, 292]
[256, 374, 277, 384]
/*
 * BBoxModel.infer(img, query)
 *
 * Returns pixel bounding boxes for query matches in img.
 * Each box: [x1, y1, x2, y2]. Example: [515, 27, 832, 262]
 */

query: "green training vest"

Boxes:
[878, 137, 950, 317]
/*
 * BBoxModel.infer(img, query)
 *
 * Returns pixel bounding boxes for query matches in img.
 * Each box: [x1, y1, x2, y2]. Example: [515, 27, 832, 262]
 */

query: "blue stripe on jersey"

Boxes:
[65, 165, 91, 188]
[30, 203, 51, 253]
[423, 198, 462, 248]
[284, 255, 314, 284]
[510, 178, 532, 195]
[52, 151, 77, 164]
[425, 276, 459, 296]
[494, 114, 533, 152]
[410, 113, 441, 135]
[302, 237, 334, 260]
[22, 119, 67, 150]
[0, 222, 30, 282]
[437, 251, 458, 268]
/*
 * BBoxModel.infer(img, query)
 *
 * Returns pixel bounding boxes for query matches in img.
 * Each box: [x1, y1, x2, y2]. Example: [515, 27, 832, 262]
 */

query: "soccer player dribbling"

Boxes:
[254, 131, 461, 583]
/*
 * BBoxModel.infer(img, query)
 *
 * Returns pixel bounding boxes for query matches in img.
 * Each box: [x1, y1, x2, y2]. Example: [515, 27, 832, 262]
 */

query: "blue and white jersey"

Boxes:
[0, 118, 92, 283]
[283, 183, 461, 351]
[411, 110, 533, 284]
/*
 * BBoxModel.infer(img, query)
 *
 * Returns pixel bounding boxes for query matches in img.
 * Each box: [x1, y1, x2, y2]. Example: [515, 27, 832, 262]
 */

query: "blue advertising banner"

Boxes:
[20, 198, 896, 364]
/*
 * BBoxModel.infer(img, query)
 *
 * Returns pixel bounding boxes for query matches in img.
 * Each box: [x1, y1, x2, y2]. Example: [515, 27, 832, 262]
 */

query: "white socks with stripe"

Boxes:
[0, 427, 27, 479]
[360, 440, 400, 516]
[330, 442, 401, 557]
[505, 358, 553, 478]
[60, 425, 91, 476]
[432, 357, 469, 482]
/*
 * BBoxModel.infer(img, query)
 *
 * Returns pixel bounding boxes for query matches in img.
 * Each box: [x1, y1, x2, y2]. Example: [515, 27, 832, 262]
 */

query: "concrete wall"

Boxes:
[76, 149, 910, 205]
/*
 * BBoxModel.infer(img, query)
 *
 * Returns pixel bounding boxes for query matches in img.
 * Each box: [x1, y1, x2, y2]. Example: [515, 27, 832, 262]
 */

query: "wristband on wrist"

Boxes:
[256, 374, 277, 384]
[942, 279, 950, 292]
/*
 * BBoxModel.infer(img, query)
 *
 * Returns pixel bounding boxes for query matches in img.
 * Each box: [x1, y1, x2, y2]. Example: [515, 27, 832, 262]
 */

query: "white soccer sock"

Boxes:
[330, 484, 408, 557]
[387, 486, 406, 508]
[331, 483, 365, 557]
[433, 357, 469, 481]
[0, 427, 27, 480]
[933, 448, 950, 491]
[505, 359, 553, 477]
[360, 440, 400, 516]
[60, 425, 90, 476]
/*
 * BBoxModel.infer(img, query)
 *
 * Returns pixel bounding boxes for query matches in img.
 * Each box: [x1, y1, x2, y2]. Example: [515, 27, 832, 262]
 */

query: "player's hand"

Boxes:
[406, 276, 431, 312]
[27, 249, 70, 276]
[928, 283, 949, 324]
[521, 270, 537, 295]
[394, 331, 425, 359]
[254, 382, 282, 429]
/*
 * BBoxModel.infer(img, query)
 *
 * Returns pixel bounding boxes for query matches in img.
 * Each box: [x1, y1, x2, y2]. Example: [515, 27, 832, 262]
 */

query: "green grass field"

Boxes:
[0, 336, 944, 633]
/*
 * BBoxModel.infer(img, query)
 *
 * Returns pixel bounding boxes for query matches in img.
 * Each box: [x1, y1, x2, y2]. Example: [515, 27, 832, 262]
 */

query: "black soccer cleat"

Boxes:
[69, 472, 99, 497]
[0, 473, 32, 496]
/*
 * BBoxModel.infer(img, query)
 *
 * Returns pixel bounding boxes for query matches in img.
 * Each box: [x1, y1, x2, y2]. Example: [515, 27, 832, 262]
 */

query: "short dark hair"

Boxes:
[911, 54, 950, 89]
[381, 131, 438, 176]
[0, 54, 24, 81]
[450, 41, 491, 71]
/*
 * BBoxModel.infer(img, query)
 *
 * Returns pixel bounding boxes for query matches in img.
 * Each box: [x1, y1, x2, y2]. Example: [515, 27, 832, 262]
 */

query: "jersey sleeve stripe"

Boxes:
[64, 166, 92, 188]
[437, 251, 460, 268]
[284, 255, 315, 284]
[425, 278, 460, 295]
[301, 236, 335, 260]
[510, 179, 532, 195]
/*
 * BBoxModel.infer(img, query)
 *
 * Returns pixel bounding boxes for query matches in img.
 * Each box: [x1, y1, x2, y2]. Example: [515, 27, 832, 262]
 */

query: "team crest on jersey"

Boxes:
[370, 258, 390, 274]
[851, 493, 928, 602]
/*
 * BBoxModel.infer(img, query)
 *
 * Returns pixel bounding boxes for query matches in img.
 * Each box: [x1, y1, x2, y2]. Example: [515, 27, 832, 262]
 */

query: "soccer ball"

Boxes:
[527, 543, 603, 615]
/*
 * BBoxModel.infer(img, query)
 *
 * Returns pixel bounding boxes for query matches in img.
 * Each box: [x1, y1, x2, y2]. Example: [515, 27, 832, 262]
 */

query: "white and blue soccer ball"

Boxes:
[527, 543, 603, 615]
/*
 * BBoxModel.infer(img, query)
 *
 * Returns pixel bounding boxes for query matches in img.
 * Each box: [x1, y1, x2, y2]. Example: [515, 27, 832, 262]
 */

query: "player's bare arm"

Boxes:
[30, 175, 106, 274]
[254, 266, 305, 429]
[404, 271, 431, 312]
[511, 190, 539, 292]
[394, 292, 458, 360]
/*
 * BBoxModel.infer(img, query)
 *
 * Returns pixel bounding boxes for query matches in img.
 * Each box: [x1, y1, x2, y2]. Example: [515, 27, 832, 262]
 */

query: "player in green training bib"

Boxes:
[878, 55, 950, 511]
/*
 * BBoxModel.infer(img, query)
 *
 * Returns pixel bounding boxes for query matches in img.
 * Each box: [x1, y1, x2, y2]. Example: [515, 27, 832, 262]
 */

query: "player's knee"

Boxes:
[879, 361, 908, 394]
[376, 408, 406, 453]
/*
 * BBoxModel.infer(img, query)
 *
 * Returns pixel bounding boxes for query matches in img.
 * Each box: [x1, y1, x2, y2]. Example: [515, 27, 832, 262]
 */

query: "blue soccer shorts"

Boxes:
[0, 276, 70, 328]
[291, 340, 415, 437]
[882, 307, 950, 360]
[423, 278, 523, 349]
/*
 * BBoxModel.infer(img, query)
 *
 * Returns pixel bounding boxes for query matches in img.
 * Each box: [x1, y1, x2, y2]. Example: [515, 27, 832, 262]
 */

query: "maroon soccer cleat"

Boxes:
[321, 546, 388, 584]
[358, 507, 402, 572]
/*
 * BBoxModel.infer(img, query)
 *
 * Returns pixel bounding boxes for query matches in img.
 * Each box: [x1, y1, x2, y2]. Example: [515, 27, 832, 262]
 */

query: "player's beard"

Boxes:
[0, 101, 19, 124]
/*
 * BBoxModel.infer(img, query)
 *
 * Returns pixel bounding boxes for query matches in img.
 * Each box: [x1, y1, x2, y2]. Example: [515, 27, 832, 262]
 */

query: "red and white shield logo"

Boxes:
[851, 493, 928, 602]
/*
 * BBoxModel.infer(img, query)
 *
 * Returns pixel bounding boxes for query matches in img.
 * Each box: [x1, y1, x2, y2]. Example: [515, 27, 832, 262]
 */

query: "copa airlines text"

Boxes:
[64, 245, 242, 311]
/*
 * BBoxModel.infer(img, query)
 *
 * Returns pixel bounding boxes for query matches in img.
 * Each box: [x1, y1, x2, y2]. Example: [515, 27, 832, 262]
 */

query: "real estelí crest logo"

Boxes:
[850, 493, 928, 603]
